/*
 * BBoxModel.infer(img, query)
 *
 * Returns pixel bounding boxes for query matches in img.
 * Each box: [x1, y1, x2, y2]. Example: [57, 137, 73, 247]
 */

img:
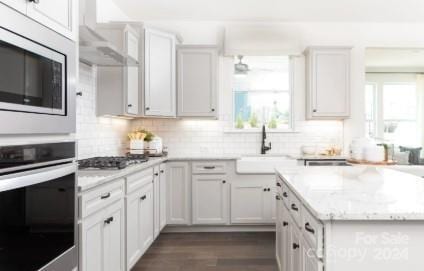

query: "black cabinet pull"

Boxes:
[145, 107, 150, 111]
[283, 221, 288, 227]
[58, 188, 66, 192]
[160, 170, 164, 173]
[263, 188, 267, 192]
[128, 104, 133, 107]
[104, 217, 114, 224]
[305, 223, 315, 234]
[276, 183, 281, 187]
[154, 173, 159, 176]
[267, 188, 271, 192]
[291, 204, 298, 211]
[293, 243, 299, 250]
[282, 192, 288, 198]
[211, 108, 215, 112]
[276, 195, 281, 200]
[101, 193, 111, 199]
[29, 0, 40, 3]
[313, 109, 317, 113]
[141, 195, 147, 201]
[203, 166, 216, 170]
[222, 180, 226, 184]
[76, 91, 83, 96]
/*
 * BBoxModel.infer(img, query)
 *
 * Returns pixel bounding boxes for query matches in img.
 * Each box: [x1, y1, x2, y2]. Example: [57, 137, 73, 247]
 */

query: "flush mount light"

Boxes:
[234, 55, 249, 76]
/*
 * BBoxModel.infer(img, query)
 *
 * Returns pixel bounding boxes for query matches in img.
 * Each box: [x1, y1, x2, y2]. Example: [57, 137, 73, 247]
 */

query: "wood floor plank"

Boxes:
[133, 232, 278, 271]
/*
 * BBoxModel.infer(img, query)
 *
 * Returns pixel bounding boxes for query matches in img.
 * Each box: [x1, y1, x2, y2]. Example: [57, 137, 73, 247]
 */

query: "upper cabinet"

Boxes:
[177, 46, 219, 118]
[1, 0, 77, 40]
[96, 24, 141, 117]
[144, 28, 177, 117]
[305, 47, 351, 120]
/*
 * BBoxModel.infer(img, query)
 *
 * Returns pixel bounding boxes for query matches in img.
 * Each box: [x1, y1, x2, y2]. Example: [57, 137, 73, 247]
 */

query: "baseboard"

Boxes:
[163, 225, 276, 233]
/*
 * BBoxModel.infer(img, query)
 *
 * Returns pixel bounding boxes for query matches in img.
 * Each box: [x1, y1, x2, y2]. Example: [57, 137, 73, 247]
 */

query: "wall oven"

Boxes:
[0, 5, 76, 134]
[0, 142, 77, 271]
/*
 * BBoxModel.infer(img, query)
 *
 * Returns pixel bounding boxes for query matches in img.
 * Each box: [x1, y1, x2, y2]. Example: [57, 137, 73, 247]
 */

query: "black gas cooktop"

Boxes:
[78, 155, 149, 170]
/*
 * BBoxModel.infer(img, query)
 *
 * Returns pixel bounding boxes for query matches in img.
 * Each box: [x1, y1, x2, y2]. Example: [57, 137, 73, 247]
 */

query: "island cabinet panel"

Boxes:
[159, 163, 167, 230]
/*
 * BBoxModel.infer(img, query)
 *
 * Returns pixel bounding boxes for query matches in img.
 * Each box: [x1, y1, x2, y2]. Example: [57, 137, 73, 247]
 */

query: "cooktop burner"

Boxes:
[78, 155, 149, 170]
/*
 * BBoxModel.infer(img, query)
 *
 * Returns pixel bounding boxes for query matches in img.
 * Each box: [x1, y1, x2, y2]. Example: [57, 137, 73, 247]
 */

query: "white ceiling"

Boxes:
[112, 0, 424, 22]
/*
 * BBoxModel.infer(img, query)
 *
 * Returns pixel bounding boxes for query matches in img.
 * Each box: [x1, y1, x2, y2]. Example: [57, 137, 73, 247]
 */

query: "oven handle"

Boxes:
[0, 162, 77, 192]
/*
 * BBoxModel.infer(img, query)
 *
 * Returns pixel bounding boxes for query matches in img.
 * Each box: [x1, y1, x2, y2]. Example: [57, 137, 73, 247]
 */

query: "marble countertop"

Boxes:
[276, 166, 424, 221]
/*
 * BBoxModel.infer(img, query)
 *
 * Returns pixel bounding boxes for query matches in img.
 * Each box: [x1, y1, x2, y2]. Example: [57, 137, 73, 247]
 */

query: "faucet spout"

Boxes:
[261, 125, 272, 154]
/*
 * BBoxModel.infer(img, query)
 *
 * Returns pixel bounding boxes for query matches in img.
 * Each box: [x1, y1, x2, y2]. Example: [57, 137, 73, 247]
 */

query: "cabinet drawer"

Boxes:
[79, 179, 125, 218]
[302, 208, 324, 258]
[289, 192, 302, 228]
[126, 168, 154, 194]
[192, 161, 226, 174]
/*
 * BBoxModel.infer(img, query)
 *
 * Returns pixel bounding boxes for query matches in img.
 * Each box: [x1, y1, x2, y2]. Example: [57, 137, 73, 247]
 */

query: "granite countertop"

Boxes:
[276, 166, 424, 221]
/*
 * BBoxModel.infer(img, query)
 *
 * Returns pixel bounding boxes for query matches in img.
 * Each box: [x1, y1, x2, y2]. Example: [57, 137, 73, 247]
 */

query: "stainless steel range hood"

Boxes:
[79, 25, 138, 67]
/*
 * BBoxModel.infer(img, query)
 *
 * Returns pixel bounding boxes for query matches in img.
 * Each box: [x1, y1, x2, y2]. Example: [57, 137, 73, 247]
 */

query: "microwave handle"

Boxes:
[0, 163, 76, 192]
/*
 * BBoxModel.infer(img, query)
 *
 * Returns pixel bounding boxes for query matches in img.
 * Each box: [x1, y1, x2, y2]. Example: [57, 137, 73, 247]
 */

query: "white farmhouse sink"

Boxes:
[236, 156, 298, 174]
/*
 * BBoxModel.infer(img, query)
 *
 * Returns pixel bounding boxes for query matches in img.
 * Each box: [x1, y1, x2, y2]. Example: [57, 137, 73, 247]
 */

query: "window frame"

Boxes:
[230, 56, 295, 133]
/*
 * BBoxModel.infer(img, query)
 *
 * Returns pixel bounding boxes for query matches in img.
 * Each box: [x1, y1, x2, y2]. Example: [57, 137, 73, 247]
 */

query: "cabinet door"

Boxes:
[140, 182, 154, 253]
[126, 29, 139, 61]
[153, 166, 160, 239]
[126, 67, 139, 115]
[264, 186, 277, 223]
[192, 175, 229, 225]
[281, 207, 291, 271]
[166, 162, 191, 225]
[303, 238, 324, 271]
[144, 28, 176, 117]
[159, 163, 167, 230]
[290, 223, 303, 271]
[177, 47, 218, 117]
[26, 0, 77, 40]
[80, 211, 105, 271]
[231, 181, 267, 224]
[103, 200, 125, 271]
[0, 0, 26, 13]
[307, 47, 351, 119]
[276, 197, 283, 270]
[126, 190, 143, 270]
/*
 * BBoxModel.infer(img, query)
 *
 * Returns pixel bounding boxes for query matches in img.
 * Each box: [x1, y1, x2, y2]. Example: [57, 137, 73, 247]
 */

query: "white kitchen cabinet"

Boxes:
[166, 162, 191, 225]
[97, 24, 141, 117]
[192, 175, 229, 225]
[177, 46, 218, 118]
[144, 28, 177, 117]
[290, 222, 303, 271]
[153, 166, 160, 238]
[0, 0, 26, 13]
[231, 180, 275, 224]
[126, 181, 154, 270]
[80, 199, 125, 271]
[305, 47, 351, 119]
[0, 0, 77, 40]
[27, 0, 77, 40]
[159, 163, 167, 230]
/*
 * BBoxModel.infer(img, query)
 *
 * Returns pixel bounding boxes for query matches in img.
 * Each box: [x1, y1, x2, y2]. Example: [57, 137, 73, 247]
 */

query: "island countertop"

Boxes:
[276, 166, 424, 221]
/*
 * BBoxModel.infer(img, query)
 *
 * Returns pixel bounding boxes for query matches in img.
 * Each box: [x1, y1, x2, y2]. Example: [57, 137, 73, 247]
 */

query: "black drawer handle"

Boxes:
[276, 183, 281, 187]
[282, 192, 288, 198]
[160, 170, 164, 173]
[267, 188, 271, 192]
[145, 107, 150, 111]
[141, 195, 147, 201]
[101, 193, 111, 199]
[128, 104, 133, 107]
[293, 243, 299, 250]
[154, 172, 159, 176]
[291, 204, 298, 211]
[276, 195, 281, 200]
[104, 217, 114, 224]
[222, 180, 226, 184]
[203, 166, 216, 170]
[305, 223, 315, 234]
[283, 221, 288, 227]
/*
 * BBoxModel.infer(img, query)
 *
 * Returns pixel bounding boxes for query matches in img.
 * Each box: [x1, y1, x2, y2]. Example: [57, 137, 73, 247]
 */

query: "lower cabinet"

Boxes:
[192, 175, 229, 225]
[159, 163, 167, 230]
[166, 162, 191, 225]
[126, 182, 154, 270]
[153, 167, 161, 239]
[231, 180, 276, 224]
[80, 199, 125, 271]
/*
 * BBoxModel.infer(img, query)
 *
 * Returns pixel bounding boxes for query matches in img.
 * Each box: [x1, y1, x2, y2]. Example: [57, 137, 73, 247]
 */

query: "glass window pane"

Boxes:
[384, 121, 419, 145]
[233, 56, 291, 129]
[383, 84, 417, 120]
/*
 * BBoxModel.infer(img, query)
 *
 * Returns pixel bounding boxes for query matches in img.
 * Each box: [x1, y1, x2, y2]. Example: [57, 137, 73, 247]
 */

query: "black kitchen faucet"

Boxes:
[261, 125, 272, 154]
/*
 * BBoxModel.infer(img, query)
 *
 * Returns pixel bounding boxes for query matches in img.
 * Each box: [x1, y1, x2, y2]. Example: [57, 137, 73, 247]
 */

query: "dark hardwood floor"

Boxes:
[132, 232, 279, 271]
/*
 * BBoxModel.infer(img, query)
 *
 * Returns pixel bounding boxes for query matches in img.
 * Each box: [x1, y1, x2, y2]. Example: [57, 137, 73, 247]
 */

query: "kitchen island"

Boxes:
[275, 166, 424, 271]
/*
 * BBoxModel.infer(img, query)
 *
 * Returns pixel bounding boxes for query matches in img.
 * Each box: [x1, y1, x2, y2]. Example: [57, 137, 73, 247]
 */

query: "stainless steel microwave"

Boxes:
[0, 5, 76, 134]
